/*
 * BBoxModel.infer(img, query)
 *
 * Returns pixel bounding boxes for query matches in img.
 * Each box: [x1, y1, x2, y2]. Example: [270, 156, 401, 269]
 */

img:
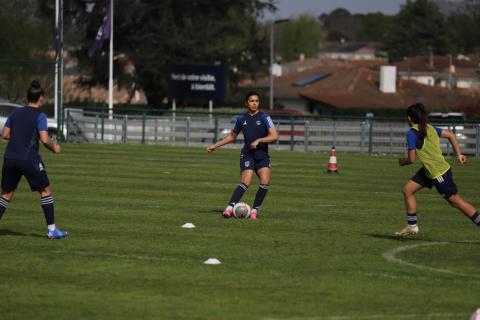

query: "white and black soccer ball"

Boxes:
[233, 202, 251, 219]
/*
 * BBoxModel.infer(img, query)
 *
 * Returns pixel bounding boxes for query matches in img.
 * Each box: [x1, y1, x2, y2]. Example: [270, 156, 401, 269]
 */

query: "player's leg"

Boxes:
[38, 186, 67, 239]
[25, 160, 67, 238]
[447, 194, 479, 220]
[223, 154, 255, 218]
[0, 190, 14, 219]
[250, 159, 271, 219]
[0, 159, 21, 219]
[395, 179, 424, 236]
[223, 170, 253, 217]
[433, 168, 480, 227]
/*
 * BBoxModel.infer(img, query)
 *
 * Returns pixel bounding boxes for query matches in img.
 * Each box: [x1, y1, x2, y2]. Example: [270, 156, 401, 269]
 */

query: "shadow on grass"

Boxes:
[29, 233, 46, 238]
[202, 209, 223, 215]
[0, 229, 27, 236]
[367, 233, 433, 242]
[367, 233, 480, 245]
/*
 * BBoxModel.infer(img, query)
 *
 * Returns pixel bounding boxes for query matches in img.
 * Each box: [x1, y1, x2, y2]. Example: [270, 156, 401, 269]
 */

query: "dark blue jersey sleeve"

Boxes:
[232, 116, 242, 134]
[37, 113, 48, 132]
[434, 126, 442, 137]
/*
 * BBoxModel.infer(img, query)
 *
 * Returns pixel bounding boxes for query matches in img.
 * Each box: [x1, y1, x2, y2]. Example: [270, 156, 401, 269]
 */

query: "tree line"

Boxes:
[1, 0, 480, 106]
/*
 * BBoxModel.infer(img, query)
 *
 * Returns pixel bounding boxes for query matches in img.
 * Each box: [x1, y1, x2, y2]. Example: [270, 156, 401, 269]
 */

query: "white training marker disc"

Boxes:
[181, 223, 196, 229]
[204, 258, 221, 265]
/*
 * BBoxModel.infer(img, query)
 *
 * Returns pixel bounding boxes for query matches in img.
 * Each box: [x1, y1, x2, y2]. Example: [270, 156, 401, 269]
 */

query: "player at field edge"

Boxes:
[396, 102, 479, 236]
[0, 81, 68, 239]
[207, 91, 278, 219]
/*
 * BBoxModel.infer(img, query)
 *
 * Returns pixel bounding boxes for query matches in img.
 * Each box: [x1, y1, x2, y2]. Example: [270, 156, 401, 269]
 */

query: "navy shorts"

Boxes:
[240, 152, 271, 172]
[1, 157, 50, 192]
[411, 167, 458, 199]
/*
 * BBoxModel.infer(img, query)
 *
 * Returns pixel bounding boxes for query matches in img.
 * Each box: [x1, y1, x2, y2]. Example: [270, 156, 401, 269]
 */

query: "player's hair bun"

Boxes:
[30, 80, 42, 89]
[27, 80, 44, 102]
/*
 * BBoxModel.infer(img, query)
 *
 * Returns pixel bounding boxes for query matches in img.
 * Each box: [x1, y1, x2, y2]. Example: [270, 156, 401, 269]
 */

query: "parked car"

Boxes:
[0, 102, 61, 140]
[428, 112, 466, 136]
[428, 112, 469, 150]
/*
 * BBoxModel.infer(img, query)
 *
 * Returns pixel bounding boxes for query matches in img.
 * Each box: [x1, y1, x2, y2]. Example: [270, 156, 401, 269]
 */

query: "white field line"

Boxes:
[262, 312, 467, 320]
[382, 241, 480, 278]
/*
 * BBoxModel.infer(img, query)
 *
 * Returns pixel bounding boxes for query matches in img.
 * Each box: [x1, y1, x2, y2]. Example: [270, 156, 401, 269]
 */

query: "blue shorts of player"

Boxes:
[1, 157, 50, 192]
[411, 167, 458, 199]
[240, 152, 270, 172]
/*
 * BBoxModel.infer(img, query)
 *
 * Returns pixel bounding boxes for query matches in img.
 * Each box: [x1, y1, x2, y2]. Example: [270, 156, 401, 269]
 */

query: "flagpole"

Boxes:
[54, 0, 58, 121]
[108, 0, 114, 119]
[54, 0, 64, 141]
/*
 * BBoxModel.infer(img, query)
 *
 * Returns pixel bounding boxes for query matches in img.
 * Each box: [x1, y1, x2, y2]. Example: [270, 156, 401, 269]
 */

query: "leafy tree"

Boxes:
[276, 15, 324, 62]
[384, 0, 449, 62]
[0, 0, 53, 102]
[357, 13, 394, 43]
[319, 8, 362, 41]
[445, 1, 480, 53]
[39, 0, 275, 107]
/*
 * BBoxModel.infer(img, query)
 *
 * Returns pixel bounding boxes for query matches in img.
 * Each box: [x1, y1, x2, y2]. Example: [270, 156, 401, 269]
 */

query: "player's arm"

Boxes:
[250, 127, 278, 149]
[207, 131, 238, 153]
[37, 113, 60, 154]
[441, 129, 467, 165]
[399, 129, 417, 166]
[2, 127, 10, 140]
[399, 149, 416, 166]
[2, 114, 12, 140]
[39, 131, 61, 154]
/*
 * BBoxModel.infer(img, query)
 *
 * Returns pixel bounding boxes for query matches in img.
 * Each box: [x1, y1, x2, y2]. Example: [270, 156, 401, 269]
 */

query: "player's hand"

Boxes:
[250, 140, 259, 149]
[207, 145, 216, 153]
[398, 158, 410, 166]
[53, 144, 61, 154]
[457, 154, 467, 165]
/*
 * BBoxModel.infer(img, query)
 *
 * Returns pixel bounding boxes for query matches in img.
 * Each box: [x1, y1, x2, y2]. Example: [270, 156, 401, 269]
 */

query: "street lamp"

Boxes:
[269, 18, 289, 110]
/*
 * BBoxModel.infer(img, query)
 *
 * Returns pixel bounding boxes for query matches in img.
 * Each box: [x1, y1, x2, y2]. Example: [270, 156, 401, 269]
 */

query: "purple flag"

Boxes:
[88, 3, 111, 58]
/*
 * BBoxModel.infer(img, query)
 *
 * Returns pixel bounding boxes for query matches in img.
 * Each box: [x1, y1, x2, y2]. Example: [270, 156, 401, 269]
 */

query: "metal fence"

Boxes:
[65, 108, 480, 156]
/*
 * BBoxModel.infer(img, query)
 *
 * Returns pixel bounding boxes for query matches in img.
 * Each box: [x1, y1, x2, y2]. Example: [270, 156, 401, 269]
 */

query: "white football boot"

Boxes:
[395, 225, 419, 237]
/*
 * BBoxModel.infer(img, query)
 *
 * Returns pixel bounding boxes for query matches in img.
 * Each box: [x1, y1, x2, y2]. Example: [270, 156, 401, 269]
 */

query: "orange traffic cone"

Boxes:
[327, 147, 339, 173]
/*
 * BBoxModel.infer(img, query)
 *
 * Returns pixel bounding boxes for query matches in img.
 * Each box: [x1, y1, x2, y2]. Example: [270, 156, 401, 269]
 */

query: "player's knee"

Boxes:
[39, 186, 52, 197]
[402, 186, 412, 197]
[446, 195, 460, 208]
[1, 192, 13, 201]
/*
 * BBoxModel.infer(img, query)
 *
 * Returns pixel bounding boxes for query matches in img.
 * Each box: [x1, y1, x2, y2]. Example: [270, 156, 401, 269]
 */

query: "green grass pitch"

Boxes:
[0, 144, 479, 320]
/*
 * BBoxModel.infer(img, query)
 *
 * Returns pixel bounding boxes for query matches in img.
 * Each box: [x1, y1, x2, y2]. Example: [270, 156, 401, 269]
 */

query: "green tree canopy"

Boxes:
[39, 0, 275, 107]
[276, 15, 324, 62]
[445, 1, 480, 53]
[0, 0, 53, 102]
[384, 0, 449, 62]
[357, 13, 394, 43]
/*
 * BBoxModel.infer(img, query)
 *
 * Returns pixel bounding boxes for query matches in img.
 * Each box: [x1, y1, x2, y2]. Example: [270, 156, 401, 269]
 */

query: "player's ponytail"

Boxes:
[407, 103, 428, 138]
[27, 80, 44, 103]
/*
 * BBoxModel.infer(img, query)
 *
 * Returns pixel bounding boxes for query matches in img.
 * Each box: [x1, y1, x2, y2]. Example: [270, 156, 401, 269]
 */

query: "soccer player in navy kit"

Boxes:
[0, 81, 68, 239]
[207, 92, 278, 219]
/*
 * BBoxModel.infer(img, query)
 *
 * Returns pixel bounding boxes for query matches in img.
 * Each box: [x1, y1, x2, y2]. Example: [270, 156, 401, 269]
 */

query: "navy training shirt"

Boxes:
[232, 111, 275, 157]
[4, 106, 48, 160]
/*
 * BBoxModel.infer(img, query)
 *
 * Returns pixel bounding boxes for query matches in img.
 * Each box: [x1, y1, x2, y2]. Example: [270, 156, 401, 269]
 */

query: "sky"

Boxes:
[263, 0, 407, 20]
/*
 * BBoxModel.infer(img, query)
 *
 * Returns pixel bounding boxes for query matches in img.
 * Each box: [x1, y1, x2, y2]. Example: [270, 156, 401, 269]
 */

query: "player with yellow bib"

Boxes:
[396, 103, 479, 236]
